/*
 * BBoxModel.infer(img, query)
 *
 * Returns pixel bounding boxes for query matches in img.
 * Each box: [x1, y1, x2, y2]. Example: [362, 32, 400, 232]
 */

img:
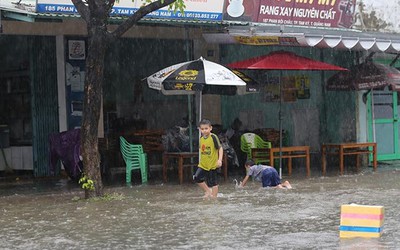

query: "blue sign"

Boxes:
[36, 3, 223, 21]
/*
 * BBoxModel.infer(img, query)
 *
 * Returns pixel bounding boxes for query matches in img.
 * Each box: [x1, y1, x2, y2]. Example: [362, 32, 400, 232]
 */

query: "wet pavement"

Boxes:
[1, 164, 400, 249]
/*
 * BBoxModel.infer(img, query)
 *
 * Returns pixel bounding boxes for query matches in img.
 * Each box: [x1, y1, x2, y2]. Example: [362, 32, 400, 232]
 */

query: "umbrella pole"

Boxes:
[185, 27, 193, 154]
[197, 91, 202, 161]
[184, 27, 196, 176]
[188, 95, 195, 176]
[199, 91, 202, 123]
[188, 95, 193, 152]
[279, 72, 283, 179]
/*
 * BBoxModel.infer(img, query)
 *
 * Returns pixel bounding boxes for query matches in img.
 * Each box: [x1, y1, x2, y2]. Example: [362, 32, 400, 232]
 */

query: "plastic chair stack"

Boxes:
[240, 133, 272, 164]
[119, 136, 148, 185]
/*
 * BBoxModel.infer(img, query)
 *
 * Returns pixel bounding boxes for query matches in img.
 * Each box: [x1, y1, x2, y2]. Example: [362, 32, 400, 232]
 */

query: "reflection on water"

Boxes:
[1, 166, 400, 249]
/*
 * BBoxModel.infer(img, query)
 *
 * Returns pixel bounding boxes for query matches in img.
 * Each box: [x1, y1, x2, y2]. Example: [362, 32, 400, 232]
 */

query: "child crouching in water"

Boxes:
[239, 159, 292, 189]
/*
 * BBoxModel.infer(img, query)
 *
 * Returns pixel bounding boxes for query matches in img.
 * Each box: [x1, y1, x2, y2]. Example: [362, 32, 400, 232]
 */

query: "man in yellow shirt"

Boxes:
[193, 119, 223, 199]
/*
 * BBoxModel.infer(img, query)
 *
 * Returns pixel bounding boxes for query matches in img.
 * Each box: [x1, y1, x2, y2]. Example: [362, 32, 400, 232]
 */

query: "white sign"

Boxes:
[35, 0, 224, 21]
[68, 40, 85, 60]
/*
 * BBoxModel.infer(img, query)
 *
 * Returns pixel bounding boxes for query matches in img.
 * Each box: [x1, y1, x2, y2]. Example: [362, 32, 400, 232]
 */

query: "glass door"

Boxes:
[368, 90, 400, 160]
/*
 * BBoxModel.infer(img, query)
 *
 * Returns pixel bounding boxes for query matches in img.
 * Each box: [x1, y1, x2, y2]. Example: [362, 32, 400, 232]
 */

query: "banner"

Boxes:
[261, 74, 310, 102]
[36, 0, 224, 21]
[223, 0, 357, 29]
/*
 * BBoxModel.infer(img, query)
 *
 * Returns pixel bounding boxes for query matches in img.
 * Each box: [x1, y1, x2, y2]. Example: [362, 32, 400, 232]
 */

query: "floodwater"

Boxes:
[1, 166, 400, 249]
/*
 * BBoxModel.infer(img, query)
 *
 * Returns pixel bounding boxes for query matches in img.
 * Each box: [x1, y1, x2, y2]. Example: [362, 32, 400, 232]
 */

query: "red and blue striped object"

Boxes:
[339, 204, 384, 238]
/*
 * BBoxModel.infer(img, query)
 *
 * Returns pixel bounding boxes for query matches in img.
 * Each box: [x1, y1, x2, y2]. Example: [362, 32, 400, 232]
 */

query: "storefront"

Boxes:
[1, 0, 400, 177]
[0, 35, 58, 176]
[0, 0, 223, 176]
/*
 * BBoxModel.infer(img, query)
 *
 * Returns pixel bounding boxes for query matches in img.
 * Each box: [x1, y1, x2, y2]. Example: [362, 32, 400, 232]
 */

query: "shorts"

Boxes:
[193, 167, 218, 187]
[261, 167, 281, 187]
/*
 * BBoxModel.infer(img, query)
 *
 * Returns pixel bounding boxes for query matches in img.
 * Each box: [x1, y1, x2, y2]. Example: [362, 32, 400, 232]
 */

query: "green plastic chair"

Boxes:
[120, 136, 148, 185]
[240, 133, 272, 164]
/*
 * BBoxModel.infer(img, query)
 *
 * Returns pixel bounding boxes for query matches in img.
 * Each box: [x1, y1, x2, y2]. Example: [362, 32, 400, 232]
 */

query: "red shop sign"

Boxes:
[223, 0, 356, 29]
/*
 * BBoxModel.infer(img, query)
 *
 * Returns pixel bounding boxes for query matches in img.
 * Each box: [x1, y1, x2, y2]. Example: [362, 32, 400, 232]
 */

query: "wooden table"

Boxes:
[321, 142, 377, 176]
[251, 146, 310, 177]
[162, 152, 228, 184]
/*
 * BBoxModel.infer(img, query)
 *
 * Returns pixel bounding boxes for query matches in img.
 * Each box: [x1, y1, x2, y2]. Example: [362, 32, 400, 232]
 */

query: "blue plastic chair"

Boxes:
[120, 136, 148, 185]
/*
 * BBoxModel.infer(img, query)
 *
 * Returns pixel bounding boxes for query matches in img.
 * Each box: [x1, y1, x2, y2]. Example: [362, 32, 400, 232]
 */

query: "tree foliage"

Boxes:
[71, 0, 184, 198]
[354, 2, 388, 31]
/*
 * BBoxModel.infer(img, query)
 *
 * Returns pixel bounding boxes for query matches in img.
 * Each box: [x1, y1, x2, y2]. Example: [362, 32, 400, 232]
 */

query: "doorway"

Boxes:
[368, 89, 400, 160]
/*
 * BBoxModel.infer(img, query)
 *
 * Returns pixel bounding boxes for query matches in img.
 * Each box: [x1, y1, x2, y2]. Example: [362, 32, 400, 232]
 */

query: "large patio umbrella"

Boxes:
[147, 57, 257, 153]
[228, 50, 348, 71]
[147, 56, 257, 118]
[227, 50, 348, 178]
[326, 61, 400, 91]
[326, 61, 400, 142]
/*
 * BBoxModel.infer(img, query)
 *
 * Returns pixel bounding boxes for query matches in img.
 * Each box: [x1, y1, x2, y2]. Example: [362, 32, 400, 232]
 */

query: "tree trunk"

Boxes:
[81, 22, 109, 198]
[72, 0, 181, 198]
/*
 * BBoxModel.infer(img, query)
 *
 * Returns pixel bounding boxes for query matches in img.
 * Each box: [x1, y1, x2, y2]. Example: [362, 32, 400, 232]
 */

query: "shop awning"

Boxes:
[203, 24, 400, 53]
[2, 5, 400, 54]
[0, 5, 37, 22]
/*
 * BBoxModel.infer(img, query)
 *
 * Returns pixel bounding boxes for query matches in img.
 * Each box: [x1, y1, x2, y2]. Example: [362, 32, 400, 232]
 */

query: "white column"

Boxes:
[56, 35, 68, 132]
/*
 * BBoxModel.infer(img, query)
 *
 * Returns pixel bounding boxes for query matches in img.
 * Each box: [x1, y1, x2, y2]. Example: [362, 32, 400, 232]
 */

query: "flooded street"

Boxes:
[1, 166, 400, 249]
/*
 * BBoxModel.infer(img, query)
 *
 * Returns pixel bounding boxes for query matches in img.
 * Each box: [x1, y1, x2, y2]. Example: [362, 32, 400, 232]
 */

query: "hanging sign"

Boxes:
[233, 36, 300, 46]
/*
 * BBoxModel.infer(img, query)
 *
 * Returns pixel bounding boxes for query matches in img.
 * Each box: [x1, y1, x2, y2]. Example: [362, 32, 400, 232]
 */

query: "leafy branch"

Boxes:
[79, 174, 95, 191]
